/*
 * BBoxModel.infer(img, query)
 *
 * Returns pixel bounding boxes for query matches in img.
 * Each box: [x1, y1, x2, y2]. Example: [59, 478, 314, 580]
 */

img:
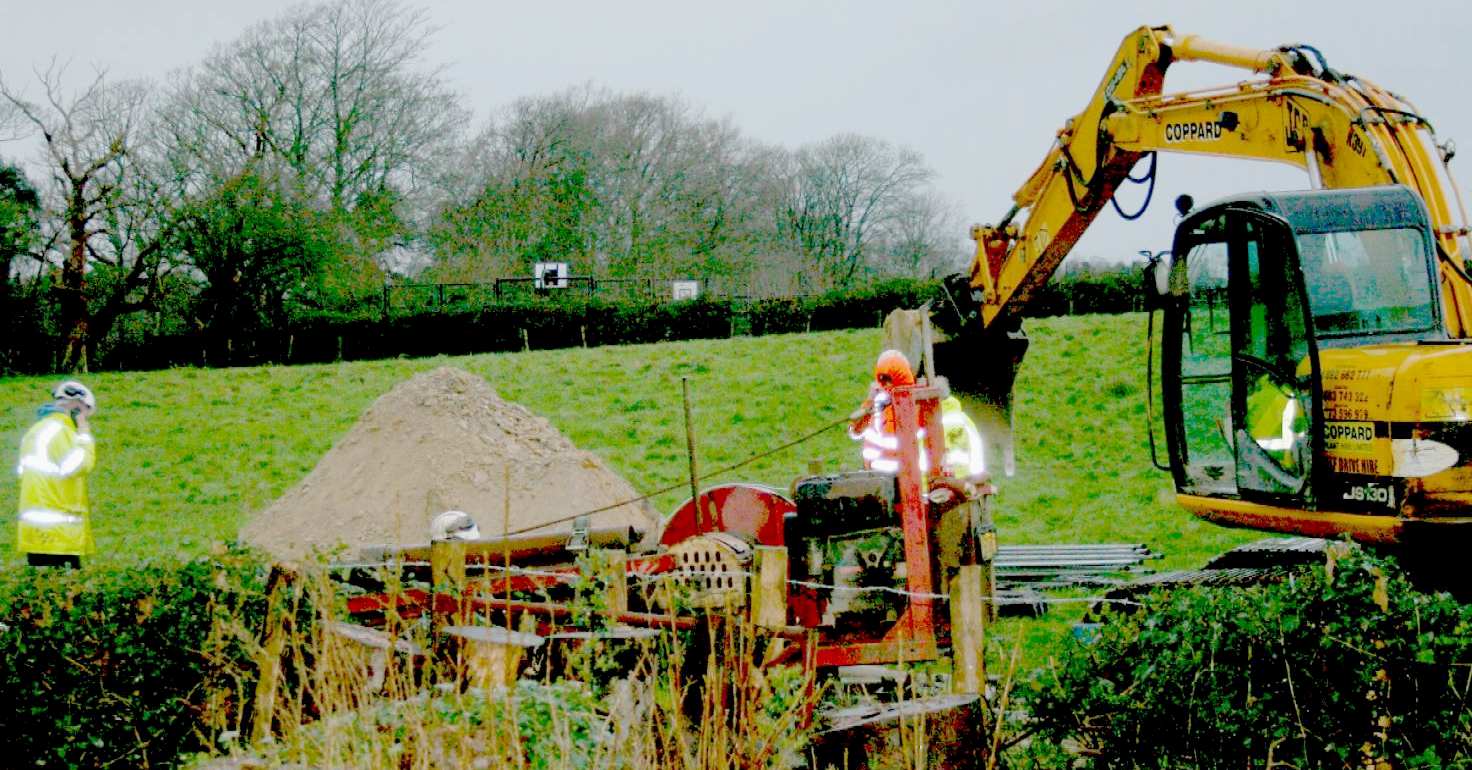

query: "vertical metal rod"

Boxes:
[503, 463, 512, 636]
[681, 376, 706, 529]
[921, 305, 936, 379]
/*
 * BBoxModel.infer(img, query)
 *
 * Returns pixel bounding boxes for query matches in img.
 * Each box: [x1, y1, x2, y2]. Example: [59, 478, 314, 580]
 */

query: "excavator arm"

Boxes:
[965, 25, 1472, 337]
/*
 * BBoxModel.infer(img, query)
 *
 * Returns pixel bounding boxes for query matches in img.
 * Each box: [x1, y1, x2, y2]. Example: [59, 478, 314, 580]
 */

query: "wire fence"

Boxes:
[357, 559, 1146, 610]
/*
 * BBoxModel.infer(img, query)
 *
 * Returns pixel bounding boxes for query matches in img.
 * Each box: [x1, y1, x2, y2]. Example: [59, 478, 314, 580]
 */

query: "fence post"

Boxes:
[250, 566, 296, 744]
[598, 549, 628, 616]
[950, 563, 987, 694]
[752, 545, 788, 629]
[430, 538, 468, 665]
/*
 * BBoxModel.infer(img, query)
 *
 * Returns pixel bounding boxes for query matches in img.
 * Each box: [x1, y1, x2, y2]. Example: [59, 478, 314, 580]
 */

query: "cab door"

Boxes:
[1162, 211, 1237, 497]
[1228, 209, 1319, 501]
[1163, 206, 1319, 503]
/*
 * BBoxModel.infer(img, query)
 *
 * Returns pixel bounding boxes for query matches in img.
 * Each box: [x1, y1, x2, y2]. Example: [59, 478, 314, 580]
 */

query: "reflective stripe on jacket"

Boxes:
[850, 393, 909, 474]
[850, 395, 986, 477]
[16, 413, 95, 555]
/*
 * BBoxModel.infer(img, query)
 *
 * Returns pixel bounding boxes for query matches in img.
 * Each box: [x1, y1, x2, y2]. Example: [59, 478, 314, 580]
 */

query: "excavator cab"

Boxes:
[1157, 185, 1449, 538]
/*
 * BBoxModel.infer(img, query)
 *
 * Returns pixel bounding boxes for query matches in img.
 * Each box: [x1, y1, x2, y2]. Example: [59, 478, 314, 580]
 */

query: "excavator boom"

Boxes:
[964, 25, 1472, 336]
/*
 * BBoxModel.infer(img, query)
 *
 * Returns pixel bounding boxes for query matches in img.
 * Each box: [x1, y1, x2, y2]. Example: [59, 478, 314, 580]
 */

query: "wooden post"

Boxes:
[520, 328, 529, 351]
[977, 500, 998, 623]
[430, 538, 467, 660]
[751, 545, 788, 629]
[443, 626, 542, 690]
[599, 549, 628, 615]
[249, 566, 295, 744]
[950, 564, 987, 695]
[681, 376, 711, 530]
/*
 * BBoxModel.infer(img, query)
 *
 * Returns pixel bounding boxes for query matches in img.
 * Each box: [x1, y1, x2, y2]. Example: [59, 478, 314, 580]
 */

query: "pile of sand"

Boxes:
[242, 366, 659, 559]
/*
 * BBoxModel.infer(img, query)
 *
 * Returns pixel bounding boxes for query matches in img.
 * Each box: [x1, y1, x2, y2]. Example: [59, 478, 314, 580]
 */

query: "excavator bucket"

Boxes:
[933, 324, 1027, 478]
[931, 276, 1029, 477]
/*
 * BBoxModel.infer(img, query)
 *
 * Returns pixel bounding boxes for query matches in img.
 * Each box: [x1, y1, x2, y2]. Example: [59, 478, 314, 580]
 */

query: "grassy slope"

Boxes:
[0, 312, 1259, 588]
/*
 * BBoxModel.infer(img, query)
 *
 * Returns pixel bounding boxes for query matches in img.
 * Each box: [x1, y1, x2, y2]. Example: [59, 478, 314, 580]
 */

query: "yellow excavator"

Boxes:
[938, 25, 1472, 565]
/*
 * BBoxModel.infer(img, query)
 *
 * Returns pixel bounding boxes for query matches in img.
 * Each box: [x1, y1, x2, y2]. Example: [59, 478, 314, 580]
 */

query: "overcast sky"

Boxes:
[3, 0, 1470, 264]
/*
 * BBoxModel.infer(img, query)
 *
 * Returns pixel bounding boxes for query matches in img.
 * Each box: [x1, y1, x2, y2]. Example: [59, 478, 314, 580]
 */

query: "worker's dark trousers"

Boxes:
[25, 553, 80, 569]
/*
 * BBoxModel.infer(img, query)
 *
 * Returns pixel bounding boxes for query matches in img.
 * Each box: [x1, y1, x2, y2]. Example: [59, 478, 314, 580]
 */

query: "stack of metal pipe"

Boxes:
[994, 543, 1160, 589]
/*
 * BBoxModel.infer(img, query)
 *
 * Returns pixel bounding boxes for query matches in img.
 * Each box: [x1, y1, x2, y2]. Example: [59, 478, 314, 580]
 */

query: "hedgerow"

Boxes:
[98, 279, 950, 372]
[0, 548, 280, 769]
[1026, 544, 1472, 768]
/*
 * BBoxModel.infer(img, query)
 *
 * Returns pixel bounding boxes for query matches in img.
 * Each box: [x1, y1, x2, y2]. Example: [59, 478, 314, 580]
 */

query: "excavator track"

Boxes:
[1095, 537, 1327, 611]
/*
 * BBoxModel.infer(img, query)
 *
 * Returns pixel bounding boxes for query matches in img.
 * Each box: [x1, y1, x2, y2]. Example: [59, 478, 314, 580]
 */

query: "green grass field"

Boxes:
[0, 313, 1261, 662]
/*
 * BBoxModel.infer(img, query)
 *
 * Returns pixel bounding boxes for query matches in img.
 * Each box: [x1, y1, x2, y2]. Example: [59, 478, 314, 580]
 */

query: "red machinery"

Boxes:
[342, 375, 995, 681]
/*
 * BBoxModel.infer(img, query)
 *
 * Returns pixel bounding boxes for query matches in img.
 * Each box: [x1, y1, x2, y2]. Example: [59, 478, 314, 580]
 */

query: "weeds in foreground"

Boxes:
[1024, 545, 1472, 768]
[191, 564, 822, 769]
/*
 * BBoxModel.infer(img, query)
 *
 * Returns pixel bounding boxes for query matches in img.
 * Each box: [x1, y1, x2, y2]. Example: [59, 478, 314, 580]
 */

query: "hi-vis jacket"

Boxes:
[1246, 374, 1308, 472]
[940, 396, 985, 477]
[850, 394, 984, 476]
[15, 412, 96, 555]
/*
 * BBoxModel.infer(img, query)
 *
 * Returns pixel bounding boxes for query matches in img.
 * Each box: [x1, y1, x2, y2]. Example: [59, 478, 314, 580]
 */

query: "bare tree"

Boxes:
[0, 66, 169, 370]
[581, 92, 770, 281]
[775, 134, 934, 289]
[873, 191, 967, 279]
[168, 0, 466, 215]
[430, 87, 600, 281]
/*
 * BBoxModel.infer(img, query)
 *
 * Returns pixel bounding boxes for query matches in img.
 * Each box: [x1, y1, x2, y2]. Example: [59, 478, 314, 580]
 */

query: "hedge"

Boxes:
[0, 549, 280, 769]
[76, 279, 953, 372]
[6, 268, 1153, 374]
[1025, 544, 1472, 768]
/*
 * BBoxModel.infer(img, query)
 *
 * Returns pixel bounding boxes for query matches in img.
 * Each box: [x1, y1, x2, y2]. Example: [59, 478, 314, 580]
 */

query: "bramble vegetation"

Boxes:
[1025, 545, 1472, 768]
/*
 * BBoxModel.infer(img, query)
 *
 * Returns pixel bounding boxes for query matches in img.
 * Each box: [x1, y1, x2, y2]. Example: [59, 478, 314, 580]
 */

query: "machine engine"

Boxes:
[786, 471, 909, 630]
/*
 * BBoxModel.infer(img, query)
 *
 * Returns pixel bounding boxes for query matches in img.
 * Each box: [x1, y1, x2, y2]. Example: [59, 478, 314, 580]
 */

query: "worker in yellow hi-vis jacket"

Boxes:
[15, 381, 98, 568]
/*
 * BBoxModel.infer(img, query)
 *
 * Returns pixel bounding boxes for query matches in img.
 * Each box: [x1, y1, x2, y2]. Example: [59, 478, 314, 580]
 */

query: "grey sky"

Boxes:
[3, 0, 1470, 264]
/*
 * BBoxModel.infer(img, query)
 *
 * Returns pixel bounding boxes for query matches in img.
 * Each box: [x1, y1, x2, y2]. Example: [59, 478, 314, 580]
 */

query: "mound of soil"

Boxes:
[242, 366, 659, 559]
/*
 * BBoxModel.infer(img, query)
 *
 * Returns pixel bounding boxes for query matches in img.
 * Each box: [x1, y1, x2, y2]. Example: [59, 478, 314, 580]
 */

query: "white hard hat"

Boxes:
[53, 380, 96, 412]
[430, 510, 480, 541]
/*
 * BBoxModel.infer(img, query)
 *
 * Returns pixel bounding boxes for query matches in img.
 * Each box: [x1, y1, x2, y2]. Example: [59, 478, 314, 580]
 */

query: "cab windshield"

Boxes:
[1296, 227, 1437, 337]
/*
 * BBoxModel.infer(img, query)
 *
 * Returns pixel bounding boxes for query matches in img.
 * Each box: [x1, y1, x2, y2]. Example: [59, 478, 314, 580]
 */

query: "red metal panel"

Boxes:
[814, 639, 941, 667]
[658, 482, 795, 546]
[891, 387, 937, 637]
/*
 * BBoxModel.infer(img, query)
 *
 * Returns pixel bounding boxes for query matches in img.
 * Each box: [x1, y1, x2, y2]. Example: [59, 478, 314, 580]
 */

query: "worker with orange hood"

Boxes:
[848, 350, 917, 473]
